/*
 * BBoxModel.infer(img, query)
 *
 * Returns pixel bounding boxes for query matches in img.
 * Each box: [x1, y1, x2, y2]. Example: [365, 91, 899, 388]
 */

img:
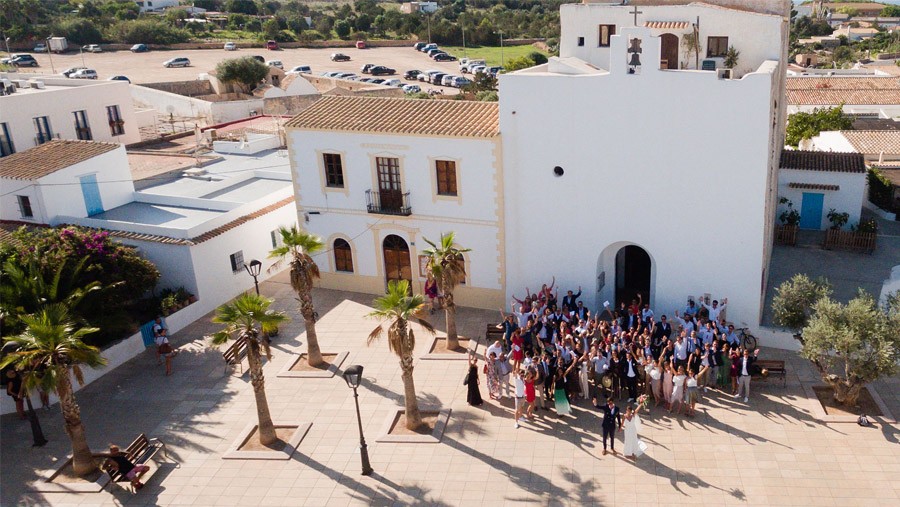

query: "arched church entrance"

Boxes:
[615, 245, 652, 306]
[660, 33, 679, 70]
[383, 234, 412, 290]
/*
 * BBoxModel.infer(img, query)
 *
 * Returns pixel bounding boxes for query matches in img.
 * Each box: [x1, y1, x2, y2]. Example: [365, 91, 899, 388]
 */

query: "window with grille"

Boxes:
[435, 160, 458, 196]
[599, 25, 616, 47]
[0, 123, 14, 157]
[73, 110, 92, 141]
[323, 153, 344, 187]
[17, 196, 33, 218]
[707, 37, 729, 58]
[333, 239, 353, 272]
[33, 117, 52, 144]
[107, 105, 125, 136]
[229, 251, 245, 273]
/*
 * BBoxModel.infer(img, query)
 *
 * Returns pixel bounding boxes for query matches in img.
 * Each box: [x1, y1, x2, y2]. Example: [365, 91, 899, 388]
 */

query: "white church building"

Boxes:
[285, 0, 790, 327]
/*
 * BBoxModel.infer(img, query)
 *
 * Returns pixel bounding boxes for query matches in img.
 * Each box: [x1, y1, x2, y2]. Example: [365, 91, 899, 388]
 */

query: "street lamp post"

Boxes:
[245, 259, 262, 295]
[46, 37, 55, 74]
[3, 37, 10, 56]
[342, 365, 373, 476]
[499, 30, 504, 67]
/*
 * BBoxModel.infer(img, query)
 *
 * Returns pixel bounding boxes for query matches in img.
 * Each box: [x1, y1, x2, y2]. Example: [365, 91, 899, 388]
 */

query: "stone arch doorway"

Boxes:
[382, 234, 412, 290]
[615, 245, 652, 306]
[660, 33, 679, 70]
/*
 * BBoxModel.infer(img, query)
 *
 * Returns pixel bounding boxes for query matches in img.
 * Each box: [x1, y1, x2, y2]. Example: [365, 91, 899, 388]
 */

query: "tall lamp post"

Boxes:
[46, 37, 55, 74]
[245, 259, 262, 295]
[342, 365, 373, 476]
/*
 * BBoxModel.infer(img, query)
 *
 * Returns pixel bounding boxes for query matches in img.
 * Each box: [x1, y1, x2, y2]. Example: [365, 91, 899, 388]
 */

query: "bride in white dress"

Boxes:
[622, 405, 648, 460]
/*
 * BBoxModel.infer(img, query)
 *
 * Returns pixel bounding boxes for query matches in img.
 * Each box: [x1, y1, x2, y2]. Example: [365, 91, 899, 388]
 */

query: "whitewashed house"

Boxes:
[0, 74, 142, 156]
[777, 150, 867, 230]
[285, 96, 505, 310]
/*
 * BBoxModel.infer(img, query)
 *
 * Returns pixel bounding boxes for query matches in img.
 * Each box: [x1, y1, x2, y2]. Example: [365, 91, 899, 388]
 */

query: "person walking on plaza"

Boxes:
[465, 356, 483, 406]
[600, 397, 622, 455]
[735, 347, 760, 403]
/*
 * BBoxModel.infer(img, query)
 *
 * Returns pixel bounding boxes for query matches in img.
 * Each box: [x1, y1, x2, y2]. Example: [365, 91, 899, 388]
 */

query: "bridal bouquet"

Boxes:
[637, 394, 649, 410]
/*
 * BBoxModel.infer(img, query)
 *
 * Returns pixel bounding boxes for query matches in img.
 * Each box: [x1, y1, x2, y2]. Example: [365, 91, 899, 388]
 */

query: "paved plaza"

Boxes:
[2, 271, 899, 506]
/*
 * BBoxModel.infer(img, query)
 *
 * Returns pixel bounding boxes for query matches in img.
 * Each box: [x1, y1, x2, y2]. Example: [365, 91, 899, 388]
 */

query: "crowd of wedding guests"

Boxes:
[464, 278, 761, 455]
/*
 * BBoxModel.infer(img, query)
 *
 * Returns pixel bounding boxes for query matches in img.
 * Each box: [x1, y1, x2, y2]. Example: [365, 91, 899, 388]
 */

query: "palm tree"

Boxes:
[367, 280, 434, 430]
[210, 293, 288, 446]
[268, 225, 325, 367]
[0, 304, 105, 476]
[422, 232, 471, 350]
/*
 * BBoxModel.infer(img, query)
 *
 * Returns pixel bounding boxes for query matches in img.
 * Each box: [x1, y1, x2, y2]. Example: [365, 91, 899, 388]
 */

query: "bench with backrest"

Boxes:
[101, 433, 167, 492]
[223, 336, 248, 374]
[486, 323, 504, 343]
[752, 359, 786, 388]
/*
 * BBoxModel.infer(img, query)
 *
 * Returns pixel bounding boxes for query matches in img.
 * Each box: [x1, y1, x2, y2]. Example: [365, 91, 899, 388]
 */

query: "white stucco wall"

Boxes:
[559, 2, 786, 76]
[130, 85, 213, 124]
[777, 169, 866, 230]
[0, 77, 140, 152]
[286, 129, 504, 307]
[500, 26, 782, 327]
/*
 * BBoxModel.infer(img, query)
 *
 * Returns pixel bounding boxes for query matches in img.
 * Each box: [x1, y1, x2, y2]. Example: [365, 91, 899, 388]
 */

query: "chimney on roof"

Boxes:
[879, 151, 884, 164]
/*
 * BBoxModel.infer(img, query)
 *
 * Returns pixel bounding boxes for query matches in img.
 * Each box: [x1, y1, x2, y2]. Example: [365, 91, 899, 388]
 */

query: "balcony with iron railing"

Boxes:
[365, 189, 411, 216]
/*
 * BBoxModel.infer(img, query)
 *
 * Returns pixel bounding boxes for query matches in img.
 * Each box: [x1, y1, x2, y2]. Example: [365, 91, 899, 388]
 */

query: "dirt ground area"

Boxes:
[6, 45, 462, 94]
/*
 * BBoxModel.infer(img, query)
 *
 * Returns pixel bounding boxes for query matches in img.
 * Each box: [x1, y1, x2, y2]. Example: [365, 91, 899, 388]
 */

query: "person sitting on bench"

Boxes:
[96, 444, 150, 490]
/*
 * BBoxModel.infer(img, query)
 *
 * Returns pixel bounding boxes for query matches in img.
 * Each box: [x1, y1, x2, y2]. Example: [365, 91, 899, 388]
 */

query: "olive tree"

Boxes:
[800, 290, 900, 407]
[215, 57, 269, 94]
[771, 274, 831, 338]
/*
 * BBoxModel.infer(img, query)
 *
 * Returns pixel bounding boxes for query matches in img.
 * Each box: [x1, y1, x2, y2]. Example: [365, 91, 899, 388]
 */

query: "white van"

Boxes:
[459, 58, 485, 73]
[287, 65, 312, 74]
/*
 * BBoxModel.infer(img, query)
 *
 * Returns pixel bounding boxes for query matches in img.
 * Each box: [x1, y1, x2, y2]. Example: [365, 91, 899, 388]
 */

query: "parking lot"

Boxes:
[5, 45, 467, 94]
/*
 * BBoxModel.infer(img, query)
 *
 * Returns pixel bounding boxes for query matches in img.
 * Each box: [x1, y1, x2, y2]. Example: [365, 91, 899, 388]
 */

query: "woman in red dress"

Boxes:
[510, 329, 524, 373]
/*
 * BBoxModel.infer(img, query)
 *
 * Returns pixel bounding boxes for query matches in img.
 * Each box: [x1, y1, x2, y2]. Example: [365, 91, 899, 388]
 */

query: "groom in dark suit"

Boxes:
[599, 397, 622, 455]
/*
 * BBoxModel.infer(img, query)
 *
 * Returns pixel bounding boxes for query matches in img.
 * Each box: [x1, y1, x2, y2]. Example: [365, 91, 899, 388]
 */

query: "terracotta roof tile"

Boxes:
[786, 77, 900, 105]
[839, 130, 900, 155]
[786, 77, 900, 91]
[788, 182, 840, 191]
[1, 140, 121, 181]
[780, 149, 865, 173]
[190, 197, 293, 244]
[875, 168, 900, 186]
[285, 96, 499, 138]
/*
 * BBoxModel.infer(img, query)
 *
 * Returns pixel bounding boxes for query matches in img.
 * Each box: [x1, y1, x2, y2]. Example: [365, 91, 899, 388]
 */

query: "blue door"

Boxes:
[79, 174, 104, 216]
[799, 192, 824, 230]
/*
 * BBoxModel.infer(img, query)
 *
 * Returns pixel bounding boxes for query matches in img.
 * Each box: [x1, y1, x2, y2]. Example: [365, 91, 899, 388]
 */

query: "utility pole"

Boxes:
[499, 30, 504, 66]
[46, 38, 55, 74]
[427, 14, 432, 43]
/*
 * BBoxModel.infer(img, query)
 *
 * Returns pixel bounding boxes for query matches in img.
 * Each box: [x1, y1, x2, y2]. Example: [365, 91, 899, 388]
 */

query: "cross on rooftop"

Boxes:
[630, 4, 643, 26]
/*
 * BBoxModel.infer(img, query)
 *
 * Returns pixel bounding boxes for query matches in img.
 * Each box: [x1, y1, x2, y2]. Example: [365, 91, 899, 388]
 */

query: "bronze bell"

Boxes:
[628, 53, 642, 66]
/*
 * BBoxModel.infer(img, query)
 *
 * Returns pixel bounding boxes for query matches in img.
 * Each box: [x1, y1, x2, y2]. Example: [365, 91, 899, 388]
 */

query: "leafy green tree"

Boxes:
[463, 71, 497, 93]
[52, 18, 103, 45]
[476, 90, 499, 101]
[227, 13, 249, 30]
[792, 15, 834, 38]
[527, 51, 548, 65]
[262, 18, 280, 40]
[723, 45, 740, 69]
[210, 294, 288, 445]
[107, 19, 191, 44]
[268, 226, 325, 367]
[503, 56, 534, 72]
[355, 13, 372, 32]
[801, 290, 900, 406]
[334, 19, 351, 39]
[882, 6, 900, 17]
[423, 233, 470, 351]
[771, 274, 832, 335]
[225, 0, 257, 15]
[1, 305, 105, 476]
[367, 280, 434, 430]
[785, 106, 853, 147]
[192, 0, 221, 11]
[215, 56, 269, 93]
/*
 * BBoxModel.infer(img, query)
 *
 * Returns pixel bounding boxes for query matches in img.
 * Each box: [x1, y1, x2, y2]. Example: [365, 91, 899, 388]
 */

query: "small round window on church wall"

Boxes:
[553, 166, 564, 177]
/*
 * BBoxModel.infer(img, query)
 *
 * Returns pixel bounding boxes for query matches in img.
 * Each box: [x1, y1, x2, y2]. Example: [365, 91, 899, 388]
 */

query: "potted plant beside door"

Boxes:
[776, 197, 800, 246]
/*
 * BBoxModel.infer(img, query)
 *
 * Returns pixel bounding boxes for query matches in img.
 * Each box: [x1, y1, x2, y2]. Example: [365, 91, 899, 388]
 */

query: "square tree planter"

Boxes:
[29, 457, 110, 493]
[222, 422, 312, 460]
[277, 351, 348, 379]
[375, 408, 451, 443]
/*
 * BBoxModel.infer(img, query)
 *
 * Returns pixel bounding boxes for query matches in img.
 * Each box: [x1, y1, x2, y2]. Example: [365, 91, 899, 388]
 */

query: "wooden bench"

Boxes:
[752, 359, 786, 388]
[223, 336, 249, 374]
[485, 323, 505, 343]
[101, 434, 167, 492]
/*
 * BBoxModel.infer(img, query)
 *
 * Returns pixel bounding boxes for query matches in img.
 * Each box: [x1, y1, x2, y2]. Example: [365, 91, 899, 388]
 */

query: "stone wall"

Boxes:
[142, 80, 215, 96]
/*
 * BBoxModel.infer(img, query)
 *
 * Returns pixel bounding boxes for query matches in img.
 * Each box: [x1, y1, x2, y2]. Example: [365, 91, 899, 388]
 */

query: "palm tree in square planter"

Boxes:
[367, 280, 434, 430]
[422, 232, 470, 351]
[210, 293, 288, 445]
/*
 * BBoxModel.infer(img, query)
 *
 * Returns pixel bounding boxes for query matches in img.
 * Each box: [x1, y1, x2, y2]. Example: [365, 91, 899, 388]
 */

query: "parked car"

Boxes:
[130, 44, 148, 53]
[70, 69, 98, 80]
[451, 76, 471, 88]
[33, 43, 47, 53]
[402, 84, 421, 94]
[223, 42, 237, 51]
[470, 65, 487, 75]
[421, 43, 438, 52]
[10, 54, 39, 67]
[331, 53, 351, 62]
[108, 75, 131, 83]
[82, 44, 102, 53]
[434, 53, 456, 62]
[369, 65, 395, 76]
[266, 60, 283, 69]
[369, 78, 385, 84]
[335, 72, 357, 79]
[430, 72, 447, 85]
[413, 42, 426, 51]
[163, 57, 191, 68]
[418, 69, 441, 82]
[459, 58, 485, 72]
[251, 55, 265, 63]
[356, 40, 366, 49]
[62, 66, 87, 77]
[287, 65, 312, 74]
[441, 74, 455, 87]
[426, 48, 445, 57]
[404, 69, 421, 80]
[266, 40, 279, 50]
[321, 71, 340, 77]
[361, 63, 374, 74]
[381, 78, 402, 87]
[487, 66, 504, 75]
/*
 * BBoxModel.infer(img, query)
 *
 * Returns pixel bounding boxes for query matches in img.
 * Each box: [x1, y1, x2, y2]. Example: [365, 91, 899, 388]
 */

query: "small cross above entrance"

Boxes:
[630, 5, 643, 26]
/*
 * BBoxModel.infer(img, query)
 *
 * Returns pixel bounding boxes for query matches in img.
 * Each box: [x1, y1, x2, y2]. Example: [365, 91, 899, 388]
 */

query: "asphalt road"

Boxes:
[7, 45, 463, 94]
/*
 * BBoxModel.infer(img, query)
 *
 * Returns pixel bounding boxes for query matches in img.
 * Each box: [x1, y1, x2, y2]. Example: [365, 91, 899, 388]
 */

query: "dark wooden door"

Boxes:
[383, 234, 412, 289]
[660, 33, 679, 70]
[376, 157, 402, 212]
